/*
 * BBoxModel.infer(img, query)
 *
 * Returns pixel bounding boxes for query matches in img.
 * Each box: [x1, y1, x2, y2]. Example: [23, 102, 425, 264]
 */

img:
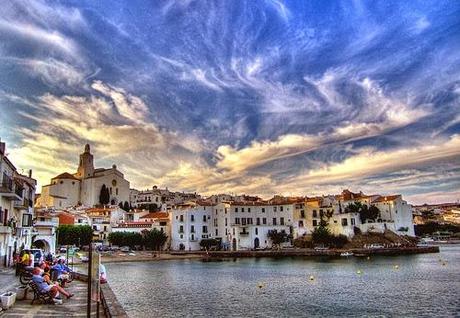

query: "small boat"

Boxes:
[340, 252, 354, 257]
[80, 256, 89, 263]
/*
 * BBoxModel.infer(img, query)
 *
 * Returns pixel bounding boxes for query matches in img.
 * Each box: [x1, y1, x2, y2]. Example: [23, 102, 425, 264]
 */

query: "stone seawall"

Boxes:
[206, 246, 439, 258]
[73, 272, 128, 318]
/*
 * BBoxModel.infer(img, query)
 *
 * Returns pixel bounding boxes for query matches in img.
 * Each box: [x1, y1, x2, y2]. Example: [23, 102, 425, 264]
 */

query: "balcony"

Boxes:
[239, 231, 249, 236]
[0, 178, 22, 200]
[14, 198, 30, 209]
[34, 220, 58, 228]
[0, 225, 12, 234]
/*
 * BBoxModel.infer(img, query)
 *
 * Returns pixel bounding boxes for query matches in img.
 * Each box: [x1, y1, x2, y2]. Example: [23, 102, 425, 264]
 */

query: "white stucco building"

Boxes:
[38, 144, 130, 209]
[1, 141, 37, 267]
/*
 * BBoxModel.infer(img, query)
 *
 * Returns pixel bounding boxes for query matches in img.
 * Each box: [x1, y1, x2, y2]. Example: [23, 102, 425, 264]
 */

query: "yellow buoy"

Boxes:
[257, 282, 265, 289]
[356, 270, 362, 275]
[309, 275, 315, 281]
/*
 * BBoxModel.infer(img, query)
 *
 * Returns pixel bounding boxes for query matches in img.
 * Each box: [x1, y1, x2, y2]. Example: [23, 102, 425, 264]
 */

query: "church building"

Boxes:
[37, 145, 130, 208]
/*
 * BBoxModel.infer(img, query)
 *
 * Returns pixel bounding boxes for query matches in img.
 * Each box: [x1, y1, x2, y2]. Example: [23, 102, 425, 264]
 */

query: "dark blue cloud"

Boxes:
[1, 0, 459, 203]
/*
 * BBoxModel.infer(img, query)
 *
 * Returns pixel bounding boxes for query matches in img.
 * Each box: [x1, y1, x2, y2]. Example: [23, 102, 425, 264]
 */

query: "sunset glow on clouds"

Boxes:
[0, 1, 459, 204]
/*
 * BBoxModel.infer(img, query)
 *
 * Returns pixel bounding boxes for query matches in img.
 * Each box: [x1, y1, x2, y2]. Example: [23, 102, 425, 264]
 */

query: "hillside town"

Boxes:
[1, 142, 456, 267]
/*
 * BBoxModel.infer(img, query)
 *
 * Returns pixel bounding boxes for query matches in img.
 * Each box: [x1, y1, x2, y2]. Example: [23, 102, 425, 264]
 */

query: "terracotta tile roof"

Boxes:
[51, 172, 80, 181]
[115, 222, 154, 228]
[140, 212, 169, 219]
[372, 195, 401, 203]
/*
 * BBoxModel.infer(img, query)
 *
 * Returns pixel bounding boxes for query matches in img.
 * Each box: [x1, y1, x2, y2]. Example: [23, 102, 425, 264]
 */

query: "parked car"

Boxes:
[29, 248, 44, 266]
[120, 246, 130, 253]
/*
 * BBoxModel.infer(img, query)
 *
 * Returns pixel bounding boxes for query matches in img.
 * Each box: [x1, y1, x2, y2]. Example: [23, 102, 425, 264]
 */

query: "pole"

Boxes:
[87, 242, 92, 318]
[96, 300, 100, 318]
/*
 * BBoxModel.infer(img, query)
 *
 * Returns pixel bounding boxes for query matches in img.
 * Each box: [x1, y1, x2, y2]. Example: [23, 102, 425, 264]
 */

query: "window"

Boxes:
[351, 218, 355, 225]
[215, 229, 218, 236]
[242, 218, 247, 225]
[312, 210, 317, 218]
[203, 215, 207, 222]
[179, 225, 184, 233]
[298, 220, 304, 227]
[341, 218, 348, 226]
[256, 218, 260, 225]
[273, 218, 277, 225]
[225, 228, 228, 235]
[262, 208, 265, 213]
[225, 218, 228, 226]
[191, 234, 195, 241]
[274, 207, 277, 212]
[22, 214, 32, 227]
[110, 187, 112, 194]
[116, 188, 118, 195]
[235, 218, 240, 224]
[280, 206, 284, 212]
[202, 226, 208, 233]
[247, 218, 253, 225]
[235, 208, 238, 212]
[300, 210, 305, 218]
[233, 228, 235, 235]
[248, 208, 251, 212]
[280, 217, 285, 225]
[262, 218, 267, 225]
[191, 215, 195, 222]
[312, 220, 317, 226]
[255, 228, 258, 235]
[72, 181, 75, 185]
[191, 225, 195, 233]
[180, 234, 183, 239]
[241, 208, 245, 212]
[60, 180, 63, 184]
[160, 222, 167, 226]
[179, 215, 184, 222]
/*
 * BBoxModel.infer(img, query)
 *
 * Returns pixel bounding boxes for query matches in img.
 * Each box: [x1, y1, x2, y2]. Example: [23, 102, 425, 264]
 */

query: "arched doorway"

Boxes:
[32, 239, 51, 252]
[254, 237, 260, 249]
[232, 238, 237, 251]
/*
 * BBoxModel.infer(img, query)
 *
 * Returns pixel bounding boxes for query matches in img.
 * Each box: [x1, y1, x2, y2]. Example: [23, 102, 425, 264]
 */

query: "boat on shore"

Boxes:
[340, 252, 354, 257]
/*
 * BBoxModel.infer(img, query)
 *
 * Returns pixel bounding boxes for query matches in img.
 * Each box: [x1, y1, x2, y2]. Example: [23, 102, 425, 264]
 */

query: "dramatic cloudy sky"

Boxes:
[0, 1, 459, 204]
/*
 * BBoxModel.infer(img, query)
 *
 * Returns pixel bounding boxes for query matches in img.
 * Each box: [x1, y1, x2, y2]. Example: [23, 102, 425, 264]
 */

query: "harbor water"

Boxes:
[107, 245, 460, 317]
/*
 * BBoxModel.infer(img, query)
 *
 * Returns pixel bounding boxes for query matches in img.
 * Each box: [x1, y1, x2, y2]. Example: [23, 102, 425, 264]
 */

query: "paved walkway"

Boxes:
[0, 280, 104, 317]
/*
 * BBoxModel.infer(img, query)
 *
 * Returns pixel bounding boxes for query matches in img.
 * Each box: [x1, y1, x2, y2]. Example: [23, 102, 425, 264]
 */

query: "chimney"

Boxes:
[0, 141, 5, 155]
[28, 169, 32, 178]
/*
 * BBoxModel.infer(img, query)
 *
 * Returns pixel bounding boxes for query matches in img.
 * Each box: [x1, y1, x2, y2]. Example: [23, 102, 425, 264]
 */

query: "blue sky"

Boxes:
[0, 0, 459, 204]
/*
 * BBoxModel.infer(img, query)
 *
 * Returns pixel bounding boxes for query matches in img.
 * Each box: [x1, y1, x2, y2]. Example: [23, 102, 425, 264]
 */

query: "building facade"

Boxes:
[37, 144, 130, 209]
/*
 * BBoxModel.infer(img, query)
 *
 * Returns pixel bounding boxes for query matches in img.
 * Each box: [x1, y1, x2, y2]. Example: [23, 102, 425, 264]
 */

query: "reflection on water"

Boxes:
[107, 246, 460, 317]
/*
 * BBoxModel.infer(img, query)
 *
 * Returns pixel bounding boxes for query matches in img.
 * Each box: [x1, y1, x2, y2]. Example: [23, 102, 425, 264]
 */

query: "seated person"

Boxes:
[51, 260, 71, 286]
[25, 251, 35, 270]
[31, 267, 60, 301]
[43, 267, 73, 299]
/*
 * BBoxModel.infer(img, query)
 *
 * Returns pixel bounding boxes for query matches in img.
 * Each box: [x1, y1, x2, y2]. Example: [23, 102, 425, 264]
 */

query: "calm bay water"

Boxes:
[107, 246, 460, 317]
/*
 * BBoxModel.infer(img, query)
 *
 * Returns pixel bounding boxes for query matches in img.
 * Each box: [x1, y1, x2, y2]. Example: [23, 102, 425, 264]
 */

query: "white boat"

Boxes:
[340, 252, 354, 257]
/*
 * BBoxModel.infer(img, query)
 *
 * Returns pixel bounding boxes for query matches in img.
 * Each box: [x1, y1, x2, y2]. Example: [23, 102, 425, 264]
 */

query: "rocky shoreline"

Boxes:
[95, 245, 440, 264]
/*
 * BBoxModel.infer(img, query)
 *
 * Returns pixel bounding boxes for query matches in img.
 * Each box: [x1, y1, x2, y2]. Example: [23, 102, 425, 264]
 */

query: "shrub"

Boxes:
[199, 238, 219, 250]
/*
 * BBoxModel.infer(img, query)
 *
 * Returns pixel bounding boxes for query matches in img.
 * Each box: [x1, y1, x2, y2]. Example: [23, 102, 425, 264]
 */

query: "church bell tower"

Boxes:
[76, 144, 94, 179]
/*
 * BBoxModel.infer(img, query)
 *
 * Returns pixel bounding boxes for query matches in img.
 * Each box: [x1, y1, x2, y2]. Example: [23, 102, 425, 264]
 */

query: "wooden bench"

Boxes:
[29, 282, 55, 305]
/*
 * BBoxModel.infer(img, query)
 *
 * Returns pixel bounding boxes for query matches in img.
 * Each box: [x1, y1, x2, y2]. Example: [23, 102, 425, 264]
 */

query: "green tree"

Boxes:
[99, 184, 110, 205]
[123, 201, 130, 212]
[267, 230, 289, 249]
[142, 229, 168, 251]
[199, 238, 219, 250]
[56, 225, 93, 247]
[345, 202, 380, 224]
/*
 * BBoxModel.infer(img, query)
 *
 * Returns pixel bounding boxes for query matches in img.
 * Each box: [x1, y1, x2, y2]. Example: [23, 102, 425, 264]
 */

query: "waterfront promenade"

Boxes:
[0, 280, 103, 318]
